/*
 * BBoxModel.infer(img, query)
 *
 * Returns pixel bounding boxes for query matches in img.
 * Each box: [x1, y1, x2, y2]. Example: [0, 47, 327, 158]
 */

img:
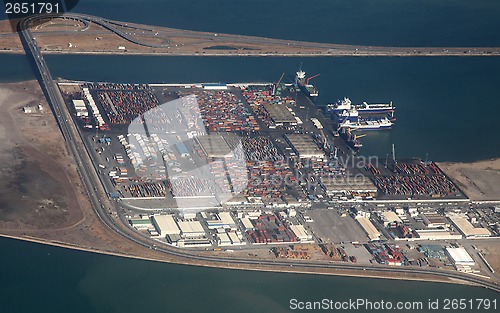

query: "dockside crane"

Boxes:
[272, 72, 285, 95]
[306, 73, 320, 85]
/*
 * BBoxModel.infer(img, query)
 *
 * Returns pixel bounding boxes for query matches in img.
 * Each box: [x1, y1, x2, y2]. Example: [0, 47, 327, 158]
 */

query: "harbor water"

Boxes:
[0, 237, 498, 313]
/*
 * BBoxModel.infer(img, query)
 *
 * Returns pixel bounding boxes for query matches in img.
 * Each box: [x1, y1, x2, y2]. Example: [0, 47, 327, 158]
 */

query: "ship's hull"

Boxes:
[298, 83, 318, 98]
[340, 123, 393, 130]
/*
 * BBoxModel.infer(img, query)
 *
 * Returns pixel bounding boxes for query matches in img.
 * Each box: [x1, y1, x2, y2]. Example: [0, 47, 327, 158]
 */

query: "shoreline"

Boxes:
[2, 49, 500, 57]
[0, 233, 480, 289]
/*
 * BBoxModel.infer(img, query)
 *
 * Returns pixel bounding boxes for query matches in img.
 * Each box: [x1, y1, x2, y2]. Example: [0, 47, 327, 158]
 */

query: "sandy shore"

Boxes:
[439, 159, 500, 201]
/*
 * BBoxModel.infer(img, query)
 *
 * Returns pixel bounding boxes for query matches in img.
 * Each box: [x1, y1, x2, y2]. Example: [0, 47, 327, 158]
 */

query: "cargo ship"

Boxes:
[295, 69, 319, 98]
[333, 99, 394, 130]
[327, 97, 395, 119]
[339, 117, 393, 130]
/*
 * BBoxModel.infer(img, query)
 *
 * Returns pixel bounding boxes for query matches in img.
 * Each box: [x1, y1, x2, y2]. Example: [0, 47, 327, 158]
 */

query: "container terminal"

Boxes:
[59, 76, 466, 204]
[55, 76, 500, 279]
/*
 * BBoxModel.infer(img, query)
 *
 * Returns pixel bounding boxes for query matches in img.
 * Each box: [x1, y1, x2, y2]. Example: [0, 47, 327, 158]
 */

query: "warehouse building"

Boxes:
[129, 218, 153, 230]
[206, 212, 237, 230]
[420, 212, 449, 229]
[380, 211, 403, 227]
[284, 134, 324, 159]
[217, 232, 232, 246]
[240, 217, 254, 231]
[152, 215, 181, 238]
[178, 220, 206, 238]
[414, 229, 462, 240]
[448, 215, 491, 238]
[263, 103, 297, 125]
[355, 216, 380, 241]
[445, 247, 475, 266]
[202, 83, 228, 90]
[289, 224, 313, 242]
[227, 231, 243, 245]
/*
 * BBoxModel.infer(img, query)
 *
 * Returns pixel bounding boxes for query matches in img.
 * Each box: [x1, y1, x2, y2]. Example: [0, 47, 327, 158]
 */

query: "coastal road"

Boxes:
[17, 15, 500, 294]
[22, 13, 500, 57]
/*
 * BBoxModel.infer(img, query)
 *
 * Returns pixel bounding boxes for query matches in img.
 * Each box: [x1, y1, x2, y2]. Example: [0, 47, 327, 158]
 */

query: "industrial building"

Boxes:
[217, 232, 232, 246]
[263, 103, 297, 125]
[355, 216, 380, 241]
[240, 217, 254, 231]
[420, 212, 449, 229]
[289, 224, 313, 242]
[227, 231, 242, 245]
[129, 218, 153, 230]
[202, 83, 228, 90]
[206, 212, 237, 230]
[414, 229, 462, 240]
[448, 215, 491, 238]
[177, 220, 206, 238]
[72, 99, 89, 117]
[23, 106, 36, 114]
[196, 135, 233, 158]
[379, 211, 403, 227]
[445, 247, 475, 266]
[284, 134, 324, 159]
[152, 215, 181, 237]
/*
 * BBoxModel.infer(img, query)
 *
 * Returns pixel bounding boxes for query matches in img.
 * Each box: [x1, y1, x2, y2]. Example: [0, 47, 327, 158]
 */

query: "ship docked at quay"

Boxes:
[296, 69, 319, 98]
[328, 97, 395, 130]
[326, 97, 396, 150]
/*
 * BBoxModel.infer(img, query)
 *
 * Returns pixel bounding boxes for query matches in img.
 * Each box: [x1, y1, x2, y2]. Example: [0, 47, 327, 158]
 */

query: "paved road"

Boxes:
[17, 15, 500, 294]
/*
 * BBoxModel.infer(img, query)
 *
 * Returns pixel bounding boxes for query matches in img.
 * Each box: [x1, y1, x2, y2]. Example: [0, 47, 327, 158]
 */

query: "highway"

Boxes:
[17, 15, 500, 294]
[18, 13, 500, 57]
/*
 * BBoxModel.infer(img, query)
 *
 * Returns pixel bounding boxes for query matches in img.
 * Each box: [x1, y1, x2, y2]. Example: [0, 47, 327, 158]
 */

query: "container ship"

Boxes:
[339, 117, 393, 130]
[295, 69, 319, 98]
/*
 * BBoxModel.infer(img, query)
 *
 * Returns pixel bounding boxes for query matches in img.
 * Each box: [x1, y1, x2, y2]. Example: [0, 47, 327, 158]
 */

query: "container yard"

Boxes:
[362, 160, 467, 200]
[177, 89, 259, 133]
[241, 85, 296, 129]
[245, 212, 300, 245]
[366, 243, 406, 266]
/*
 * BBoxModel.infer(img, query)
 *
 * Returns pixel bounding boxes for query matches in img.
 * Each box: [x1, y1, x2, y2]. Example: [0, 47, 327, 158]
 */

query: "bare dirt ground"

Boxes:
[474, 243, 500, 274]
[439, 159, 500, 201]
[0, 81, 176, 258]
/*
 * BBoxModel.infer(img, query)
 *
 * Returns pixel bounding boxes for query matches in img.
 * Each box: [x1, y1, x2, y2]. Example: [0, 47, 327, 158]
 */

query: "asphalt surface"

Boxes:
[17, 15, 500, 294]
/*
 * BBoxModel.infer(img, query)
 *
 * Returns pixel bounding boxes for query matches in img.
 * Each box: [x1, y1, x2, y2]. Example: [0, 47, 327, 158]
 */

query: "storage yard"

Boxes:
[362, 160, 466, 200]
[59, 81, 469, 208]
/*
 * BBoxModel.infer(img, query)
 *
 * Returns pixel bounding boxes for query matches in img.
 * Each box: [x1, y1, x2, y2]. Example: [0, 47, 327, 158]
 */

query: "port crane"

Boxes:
[353, 133, 367, 140]
[306, 73, 320, 85]
[272, 72, 285, 95]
